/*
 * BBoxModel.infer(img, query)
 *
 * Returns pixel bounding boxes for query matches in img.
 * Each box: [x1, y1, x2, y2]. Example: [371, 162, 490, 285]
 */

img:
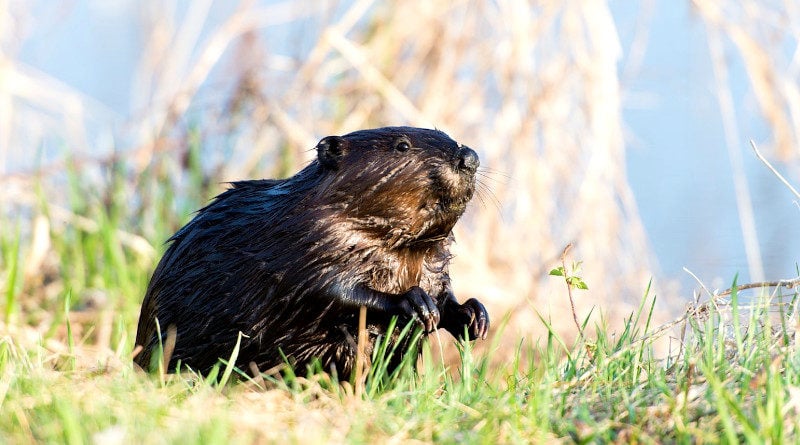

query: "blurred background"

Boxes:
[1, 0, 799, 351]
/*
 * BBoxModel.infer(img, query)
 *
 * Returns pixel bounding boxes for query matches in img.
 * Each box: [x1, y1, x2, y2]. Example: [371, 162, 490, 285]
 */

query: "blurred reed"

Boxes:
[694, 0, 800, 161]
[4, 0, 795, 351]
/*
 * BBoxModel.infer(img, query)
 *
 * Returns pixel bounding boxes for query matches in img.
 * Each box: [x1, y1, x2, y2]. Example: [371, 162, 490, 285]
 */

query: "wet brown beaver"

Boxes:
[134, 126, 489, 377]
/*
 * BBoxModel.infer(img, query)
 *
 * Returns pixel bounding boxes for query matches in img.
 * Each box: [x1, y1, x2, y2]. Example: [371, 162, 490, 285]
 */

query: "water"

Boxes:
[613, 0, 800, 293]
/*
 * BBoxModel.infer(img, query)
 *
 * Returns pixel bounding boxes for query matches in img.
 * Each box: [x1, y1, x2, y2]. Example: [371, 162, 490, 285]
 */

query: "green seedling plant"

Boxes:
[549, 243, 594, 361]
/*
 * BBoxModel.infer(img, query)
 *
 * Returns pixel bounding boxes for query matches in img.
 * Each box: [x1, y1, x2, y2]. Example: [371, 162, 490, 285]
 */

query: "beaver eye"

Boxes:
[394, 140, 411, 152]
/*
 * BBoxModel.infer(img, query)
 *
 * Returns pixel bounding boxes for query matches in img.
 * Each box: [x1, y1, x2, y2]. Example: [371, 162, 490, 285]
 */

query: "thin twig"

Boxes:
[683, 267, 714, 299]
[560, 243, 583, 339]
[683, 267, 724, 313]
[716, 277, 800, 296]
[750, 139, 800, 201]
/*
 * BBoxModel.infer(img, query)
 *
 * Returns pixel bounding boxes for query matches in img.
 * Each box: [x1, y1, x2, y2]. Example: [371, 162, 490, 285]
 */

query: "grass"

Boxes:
[3, 3, 800, 440]
[1, 166, 799, 443]
[2, 282, 799, 444]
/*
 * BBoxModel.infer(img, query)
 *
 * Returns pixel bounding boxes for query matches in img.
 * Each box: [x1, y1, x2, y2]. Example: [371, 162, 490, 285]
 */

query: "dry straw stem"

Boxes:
[706, 22, 764, 283]
[354, 305, 367, 398]
[750, 139, 800, 201]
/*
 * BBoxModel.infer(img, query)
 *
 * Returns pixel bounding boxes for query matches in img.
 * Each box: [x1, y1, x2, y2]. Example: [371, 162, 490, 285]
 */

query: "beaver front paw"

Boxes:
[463, 298, 489, 340]
[397, 286, 440, 333]
[444, 298, 489, 341]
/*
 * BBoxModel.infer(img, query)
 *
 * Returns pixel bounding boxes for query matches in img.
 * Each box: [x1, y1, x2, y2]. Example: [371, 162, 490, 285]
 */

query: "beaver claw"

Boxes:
[446, 298, 489, 341]
[398, 286, 441, 333]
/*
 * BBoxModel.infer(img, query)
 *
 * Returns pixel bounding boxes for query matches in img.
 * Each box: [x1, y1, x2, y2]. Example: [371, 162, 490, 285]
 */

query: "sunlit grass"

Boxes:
[0, 122, 798, 443]
[2, 2, 800, 441]
[2, 196, 799, 442]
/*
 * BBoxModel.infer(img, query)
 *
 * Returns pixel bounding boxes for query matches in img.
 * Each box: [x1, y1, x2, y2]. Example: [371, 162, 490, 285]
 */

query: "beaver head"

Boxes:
[313, 126, 479, 248]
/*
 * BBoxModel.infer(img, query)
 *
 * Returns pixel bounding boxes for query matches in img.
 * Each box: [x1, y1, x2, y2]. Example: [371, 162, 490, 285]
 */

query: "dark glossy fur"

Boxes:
[134, 126, 489, 377]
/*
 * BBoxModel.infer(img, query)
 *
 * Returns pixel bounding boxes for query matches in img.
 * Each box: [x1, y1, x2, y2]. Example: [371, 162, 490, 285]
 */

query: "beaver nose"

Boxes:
[458, 147, 480, 174]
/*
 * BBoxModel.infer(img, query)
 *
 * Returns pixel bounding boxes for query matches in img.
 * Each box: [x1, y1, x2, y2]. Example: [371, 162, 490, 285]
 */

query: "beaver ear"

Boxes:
[316, 136, 348, 170]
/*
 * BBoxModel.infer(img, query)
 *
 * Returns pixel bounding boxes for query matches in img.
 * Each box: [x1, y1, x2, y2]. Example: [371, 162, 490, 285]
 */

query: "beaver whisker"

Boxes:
[475, 166, 511, 184]
[474, 178, 501, 214]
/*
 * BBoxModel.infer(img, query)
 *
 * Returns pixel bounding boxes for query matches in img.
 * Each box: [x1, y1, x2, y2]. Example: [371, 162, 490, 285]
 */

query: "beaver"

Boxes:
[133, 126, 489, 377]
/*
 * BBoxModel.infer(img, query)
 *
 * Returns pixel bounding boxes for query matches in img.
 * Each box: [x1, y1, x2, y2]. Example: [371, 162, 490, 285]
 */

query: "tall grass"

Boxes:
[2, 252, 798, 442]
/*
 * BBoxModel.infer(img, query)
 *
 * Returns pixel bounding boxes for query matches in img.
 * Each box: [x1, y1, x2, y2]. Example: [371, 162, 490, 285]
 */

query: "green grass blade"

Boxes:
[3, 225, 21, 324]
[218, 331, 245, 389]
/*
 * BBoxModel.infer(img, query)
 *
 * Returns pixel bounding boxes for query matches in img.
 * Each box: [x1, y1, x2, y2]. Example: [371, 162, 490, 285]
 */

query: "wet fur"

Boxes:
[134, 126, 489, 377]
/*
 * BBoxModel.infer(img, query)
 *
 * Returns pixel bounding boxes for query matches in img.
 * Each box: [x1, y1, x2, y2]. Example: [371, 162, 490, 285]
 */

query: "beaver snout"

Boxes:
[457, 147, 480, 174]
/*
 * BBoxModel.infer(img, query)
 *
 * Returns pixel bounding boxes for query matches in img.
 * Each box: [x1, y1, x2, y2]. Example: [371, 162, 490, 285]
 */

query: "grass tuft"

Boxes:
[5, 269, 799, 441]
